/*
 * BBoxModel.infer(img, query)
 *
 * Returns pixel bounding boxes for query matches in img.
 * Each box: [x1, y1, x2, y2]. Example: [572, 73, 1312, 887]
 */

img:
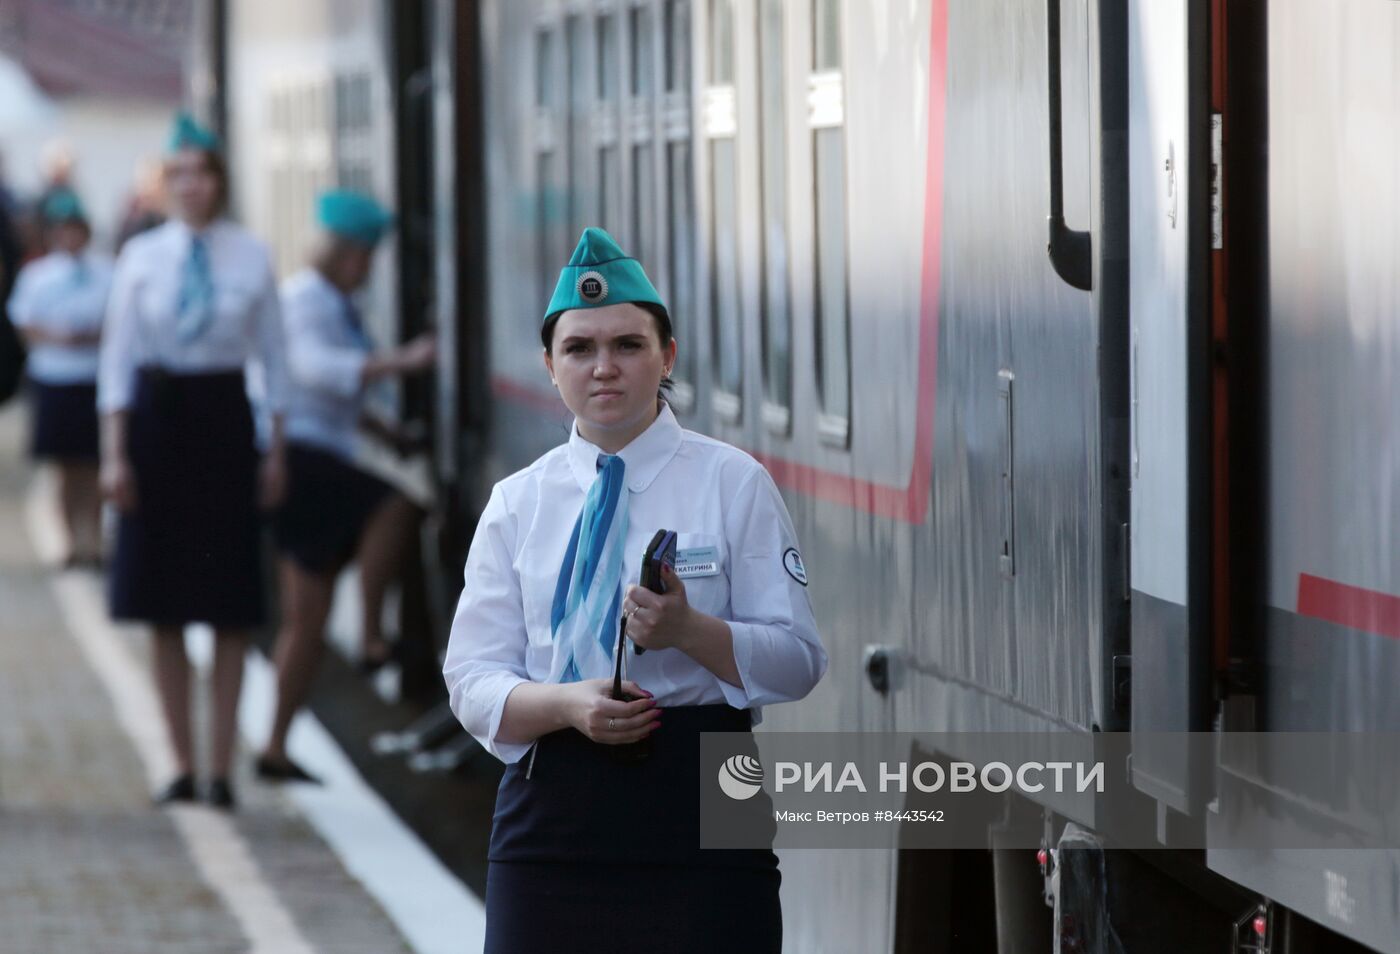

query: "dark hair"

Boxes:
[541, 301, 675, 398]
[166, 148, 230, 217]
[44, 217, 91, 247]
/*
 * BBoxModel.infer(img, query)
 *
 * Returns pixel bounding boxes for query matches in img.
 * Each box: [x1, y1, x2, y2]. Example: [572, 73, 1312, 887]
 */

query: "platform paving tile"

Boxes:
[0, 406, 413, 954]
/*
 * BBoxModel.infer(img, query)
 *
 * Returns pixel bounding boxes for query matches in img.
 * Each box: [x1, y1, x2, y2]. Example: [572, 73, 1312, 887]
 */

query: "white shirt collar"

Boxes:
[567, 402, 683, 494]
[168, 216, 226, 245]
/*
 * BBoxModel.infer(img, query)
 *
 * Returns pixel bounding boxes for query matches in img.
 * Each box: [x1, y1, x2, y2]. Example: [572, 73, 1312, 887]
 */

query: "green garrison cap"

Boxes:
[41, 189, 86, 225]
[167, 111, 221, 154]
[317, 189, 395, 247]
[543, 227, 666, 325]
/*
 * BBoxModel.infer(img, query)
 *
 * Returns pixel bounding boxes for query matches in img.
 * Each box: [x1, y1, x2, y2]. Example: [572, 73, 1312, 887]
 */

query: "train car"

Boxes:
[200, 0, 1400, 950]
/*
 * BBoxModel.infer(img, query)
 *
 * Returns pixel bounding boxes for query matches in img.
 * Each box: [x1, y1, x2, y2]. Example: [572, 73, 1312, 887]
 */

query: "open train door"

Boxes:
[1125, 0, 1214, 821]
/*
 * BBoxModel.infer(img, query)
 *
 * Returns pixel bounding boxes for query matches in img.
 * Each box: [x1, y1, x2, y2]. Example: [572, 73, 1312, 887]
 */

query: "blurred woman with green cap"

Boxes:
[98, 111, 290, 811]
[443, 227, 827, 952]
[256, 188, 436, 784]
[7, 188, 112, 567]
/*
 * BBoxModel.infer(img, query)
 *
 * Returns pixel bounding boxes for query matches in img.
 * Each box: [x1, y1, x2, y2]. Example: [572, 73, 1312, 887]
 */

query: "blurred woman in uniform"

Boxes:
[8, 189, 112, 566]
[443, 228, 827, 953]
[257, 189, 436, 783]
[98, 113, 289, 810]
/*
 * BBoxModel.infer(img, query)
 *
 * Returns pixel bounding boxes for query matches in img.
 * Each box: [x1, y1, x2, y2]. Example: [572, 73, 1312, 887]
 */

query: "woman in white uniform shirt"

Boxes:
[98, 113, 289, 810]
[444, 228, 826, 953]
[259, 189, 436, 784]
[8, 189, 112, 566]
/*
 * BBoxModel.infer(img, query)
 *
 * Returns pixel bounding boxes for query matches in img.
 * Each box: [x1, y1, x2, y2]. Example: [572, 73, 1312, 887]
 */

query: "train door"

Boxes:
[1206, 3, 1400, 949]
[1125, 0, 1214, 818]
[427, 0, 488, 512]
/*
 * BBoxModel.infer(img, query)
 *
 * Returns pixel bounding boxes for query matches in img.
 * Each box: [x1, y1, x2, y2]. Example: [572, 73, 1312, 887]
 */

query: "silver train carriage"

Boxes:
[203, 0, 1400, 951]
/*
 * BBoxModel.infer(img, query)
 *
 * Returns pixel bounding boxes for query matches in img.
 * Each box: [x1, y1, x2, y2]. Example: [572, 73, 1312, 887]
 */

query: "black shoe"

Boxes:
[255, 755, 322, 785]
[206, 777, 236, 810]
[152, 774, 196, 806]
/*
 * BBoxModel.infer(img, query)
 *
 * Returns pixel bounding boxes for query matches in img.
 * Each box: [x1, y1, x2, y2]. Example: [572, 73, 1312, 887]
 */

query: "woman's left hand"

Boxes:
[623, 564, 698, 652]
[258, 450, 287, 510]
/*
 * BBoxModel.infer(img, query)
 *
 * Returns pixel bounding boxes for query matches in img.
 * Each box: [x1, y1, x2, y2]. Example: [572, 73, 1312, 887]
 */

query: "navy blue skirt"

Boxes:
[484, 704, 781, 954]
[28, 378, 99, 462]
[272, 442, 394, 573]
[109, 368, 265, 628]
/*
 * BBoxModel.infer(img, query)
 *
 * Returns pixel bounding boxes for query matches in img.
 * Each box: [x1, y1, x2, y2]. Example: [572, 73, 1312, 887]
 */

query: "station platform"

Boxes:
[0, 405, 487, 954]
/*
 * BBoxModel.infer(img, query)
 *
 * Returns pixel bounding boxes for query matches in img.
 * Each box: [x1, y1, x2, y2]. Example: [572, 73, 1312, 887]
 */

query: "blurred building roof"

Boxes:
[0, 0, 191, 101]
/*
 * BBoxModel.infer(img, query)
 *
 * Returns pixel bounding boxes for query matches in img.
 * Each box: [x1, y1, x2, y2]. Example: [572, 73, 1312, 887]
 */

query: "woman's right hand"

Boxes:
[101, 456, 138, 512]
[397, 332, 437, 374]
[561, 679, 661, 745]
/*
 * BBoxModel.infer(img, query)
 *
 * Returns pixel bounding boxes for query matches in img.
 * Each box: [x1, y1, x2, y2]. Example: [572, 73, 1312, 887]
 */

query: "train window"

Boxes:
[667, 141, 697, 403]
[597, 12, 621, 238]
[534, 23, 566, 290]
[633, 143, 655, 276]
[813, 127, 849, 434]
[810, 0, 849, 441]
[664, 0, 690, 94]
[709, 0, 735, 85]
[710, 137, 742, 403]
[661, 0, 696, 408]
[535, 29, 553, 109]
[627, 4, 656, 256]
[706, 0, 742, 416]
[813, 0, 842, 71]
[538, 151, 558, 288]
[597, 12, 619, 102]
[758, 0, 791, 432]
[630, 6, 654, 98]
[566, 15, 591, 235]
[598, 146, 620, 234]
[334, 71, 375, 201]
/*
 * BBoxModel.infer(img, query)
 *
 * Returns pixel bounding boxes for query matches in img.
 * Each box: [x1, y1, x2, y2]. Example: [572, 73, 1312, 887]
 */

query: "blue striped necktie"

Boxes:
[175, 234, 216, 342]
[547, 453, 631, 683]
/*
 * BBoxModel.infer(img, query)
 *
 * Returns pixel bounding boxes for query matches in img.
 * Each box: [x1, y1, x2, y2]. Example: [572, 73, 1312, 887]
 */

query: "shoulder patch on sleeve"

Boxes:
[782, 547, 808, 586]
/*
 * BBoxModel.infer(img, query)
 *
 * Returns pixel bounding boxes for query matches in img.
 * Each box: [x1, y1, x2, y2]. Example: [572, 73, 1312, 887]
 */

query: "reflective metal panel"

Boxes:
[1126, 0, 1211, 812]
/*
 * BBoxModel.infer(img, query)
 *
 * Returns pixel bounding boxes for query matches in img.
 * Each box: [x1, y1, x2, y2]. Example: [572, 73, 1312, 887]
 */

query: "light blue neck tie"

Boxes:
[340, 295, 374, 352]
[548, 453, 630, 683]
[175, 234, 216, 343]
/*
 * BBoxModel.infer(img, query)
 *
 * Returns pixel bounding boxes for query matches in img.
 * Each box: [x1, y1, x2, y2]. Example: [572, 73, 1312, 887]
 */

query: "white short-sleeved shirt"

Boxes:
[97, 219, 289, 414]
[279, 267, 371, 459]
[443, 404, 828, 763]
[7, 250, 113, 384]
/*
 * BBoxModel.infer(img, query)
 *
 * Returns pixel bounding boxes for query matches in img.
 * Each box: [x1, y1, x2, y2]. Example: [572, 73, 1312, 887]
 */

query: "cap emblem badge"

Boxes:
[577, 270, 609, 304]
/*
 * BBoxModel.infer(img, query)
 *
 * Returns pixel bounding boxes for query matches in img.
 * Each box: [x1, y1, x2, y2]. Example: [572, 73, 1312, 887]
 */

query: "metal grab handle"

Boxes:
[1047, 0, 1093, 291]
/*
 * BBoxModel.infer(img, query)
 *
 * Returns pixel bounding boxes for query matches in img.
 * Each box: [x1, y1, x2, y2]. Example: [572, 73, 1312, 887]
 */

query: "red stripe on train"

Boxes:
[489, 374, 567, 415]
[1297, 574, 1400, 641]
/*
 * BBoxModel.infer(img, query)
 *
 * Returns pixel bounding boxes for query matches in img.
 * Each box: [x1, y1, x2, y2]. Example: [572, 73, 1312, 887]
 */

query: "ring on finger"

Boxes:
[608, 717, 616, 729]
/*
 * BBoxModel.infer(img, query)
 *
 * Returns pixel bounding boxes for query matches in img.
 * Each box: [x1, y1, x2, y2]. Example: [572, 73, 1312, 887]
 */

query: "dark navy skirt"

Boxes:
[484, 704, 781, 954]
[109, 368, 265, 628]
[272, 442, 394, 574]
[28, 378, 99, 462]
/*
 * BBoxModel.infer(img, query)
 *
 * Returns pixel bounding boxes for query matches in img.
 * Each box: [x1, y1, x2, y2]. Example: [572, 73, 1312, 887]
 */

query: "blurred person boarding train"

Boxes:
[8, 189, 112, 566]
[257, 189, 436, 784]
[98, 113, 289, 811]
[443, 228, 827, 954]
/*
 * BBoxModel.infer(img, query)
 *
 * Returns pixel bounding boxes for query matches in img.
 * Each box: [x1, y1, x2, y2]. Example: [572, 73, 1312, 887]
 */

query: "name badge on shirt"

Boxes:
[674, 546, 720, 579]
